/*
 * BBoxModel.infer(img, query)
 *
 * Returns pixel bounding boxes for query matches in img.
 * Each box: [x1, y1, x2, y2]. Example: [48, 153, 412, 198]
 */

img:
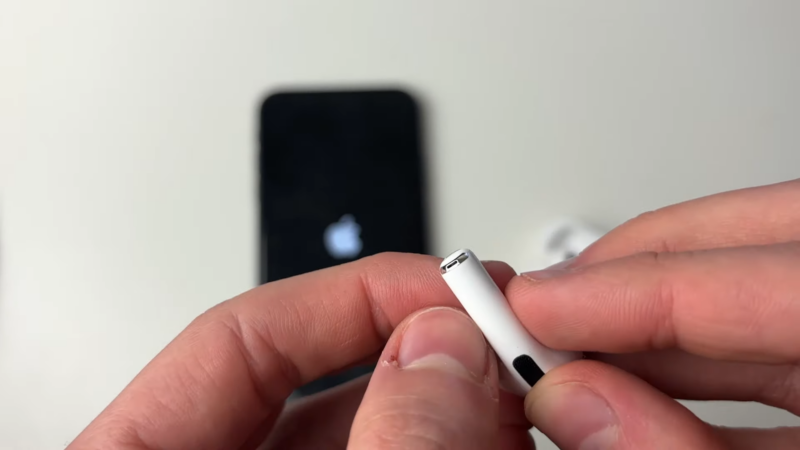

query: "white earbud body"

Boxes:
[440, 248, 582, 395]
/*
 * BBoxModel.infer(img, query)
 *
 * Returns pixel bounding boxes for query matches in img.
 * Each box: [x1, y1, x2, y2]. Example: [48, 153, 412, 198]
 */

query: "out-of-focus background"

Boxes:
[2, 2, 800, 449]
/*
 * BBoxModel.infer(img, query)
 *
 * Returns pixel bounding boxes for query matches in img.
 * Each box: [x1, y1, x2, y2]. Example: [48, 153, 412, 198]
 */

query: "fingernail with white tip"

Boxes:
[526, 383, 619, 450]
[397, 308, 488, 383]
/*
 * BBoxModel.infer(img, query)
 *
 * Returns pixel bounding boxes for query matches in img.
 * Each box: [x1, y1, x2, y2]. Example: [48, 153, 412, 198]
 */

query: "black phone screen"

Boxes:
[259, 89, 427, 281]
[258, 89, 428, 394]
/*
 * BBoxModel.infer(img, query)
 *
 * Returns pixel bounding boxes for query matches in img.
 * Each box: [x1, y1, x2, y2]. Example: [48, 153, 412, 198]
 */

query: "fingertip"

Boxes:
[393, 307, 490, 384]
[525, 360, 723, 450]
[526, 380, 620, 450]
[505, 273, 588, 351]
[504, 273, 544, 303]
[525, 361, 622, 450]
[350, 307, 502, 449]
[524, 359, 614, 418]
[482, 260, 518, 290]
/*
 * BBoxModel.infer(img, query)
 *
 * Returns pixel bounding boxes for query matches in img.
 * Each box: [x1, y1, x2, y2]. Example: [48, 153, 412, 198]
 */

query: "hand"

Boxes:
[66, 253, 533, 449]
[506, 179, 800, 449]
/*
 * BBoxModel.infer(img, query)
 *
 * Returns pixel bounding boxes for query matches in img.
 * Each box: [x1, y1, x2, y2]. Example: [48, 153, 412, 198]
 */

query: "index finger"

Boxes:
[506, 244, 800, 363]
[68, 253, 516, 450]
[575, 178, 800, 265]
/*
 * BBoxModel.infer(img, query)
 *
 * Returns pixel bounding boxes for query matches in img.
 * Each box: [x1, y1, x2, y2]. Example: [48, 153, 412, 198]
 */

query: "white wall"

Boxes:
[2, 1, 799, 448]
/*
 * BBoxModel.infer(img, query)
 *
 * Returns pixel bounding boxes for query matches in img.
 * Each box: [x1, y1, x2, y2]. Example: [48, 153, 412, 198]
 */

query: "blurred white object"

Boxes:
[539, 218, 605, 267]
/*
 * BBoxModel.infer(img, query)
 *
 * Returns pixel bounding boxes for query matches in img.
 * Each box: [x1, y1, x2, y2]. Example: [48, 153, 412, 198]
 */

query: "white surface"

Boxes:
[2, 1, 800, 448]
[441, 248, 581, 396]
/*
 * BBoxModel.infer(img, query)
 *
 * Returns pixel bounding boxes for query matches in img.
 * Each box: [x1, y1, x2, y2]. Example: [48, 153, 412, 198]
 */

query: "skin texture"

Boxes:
[510, 178, 800, 449]
[67, 178, 800, 449]
[66, 254, 531, 450]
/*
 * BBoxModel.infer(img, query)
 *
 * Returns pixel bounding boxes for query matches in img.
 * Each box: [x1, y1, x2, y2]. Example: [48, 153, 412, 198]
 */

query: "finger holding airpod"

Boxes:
[525, 360, 726, 450]
[348, 307, 534, 450]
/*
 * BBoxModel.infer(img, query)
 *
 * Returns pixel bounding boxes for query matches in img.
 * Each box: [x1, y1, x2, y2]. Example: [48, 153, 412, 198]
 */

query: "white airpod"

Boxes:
[440, 248, 582, 396]
[540, 218, 604, 267]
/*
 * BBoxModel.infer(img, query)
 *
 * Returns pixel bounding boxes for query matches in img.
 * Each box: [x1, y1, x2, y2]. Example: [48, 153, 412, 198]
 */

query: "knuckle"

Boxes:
[609, 209, 680, 254]
[359, 251, 403, 268]
[651, 274, 679, 350]
[623, 251, 679, 350]
[629, 209, 661, 225]
[202, 305, 303, 406]
[356, 398, 457, 450]
[618, 210, 659, 234]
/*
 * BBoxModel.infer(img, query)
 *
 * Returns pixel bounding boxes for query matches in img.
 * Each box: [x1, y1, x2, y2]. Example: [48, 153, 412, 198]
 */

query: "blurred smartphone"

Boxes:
[259, 89, 428, 395]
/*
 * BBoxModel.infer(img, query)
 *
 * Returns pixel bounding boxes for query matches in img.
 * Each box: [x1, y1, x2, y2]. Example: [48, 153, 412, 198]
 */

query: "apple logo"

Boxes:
[324, 214, 363, 259]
